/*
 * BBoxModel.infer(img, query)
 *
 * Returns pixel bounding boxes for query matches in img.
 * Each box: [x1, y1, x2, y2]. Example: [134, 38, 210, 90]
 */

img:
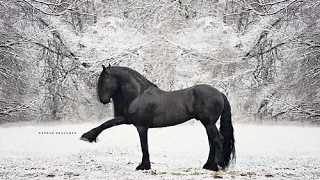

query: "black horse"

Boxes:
[80, 64, 235, 171]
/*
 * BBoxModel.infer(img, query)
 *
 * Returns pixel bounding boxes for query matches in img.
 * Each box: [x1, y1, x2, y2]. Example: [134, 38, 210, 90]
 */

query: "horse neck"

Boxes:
[111, 89, 126, 117]
[113, 67, 155, 91]
[110, 67, 152, 110]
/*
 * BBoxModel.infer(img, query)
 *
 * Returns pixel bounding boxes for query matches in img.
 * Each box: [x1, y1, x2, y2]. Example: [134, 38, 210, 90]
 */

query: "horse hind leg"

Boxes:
[212, 125, 224, 169]
[202, 126, 216, 171]
[201, 119, 224, 171]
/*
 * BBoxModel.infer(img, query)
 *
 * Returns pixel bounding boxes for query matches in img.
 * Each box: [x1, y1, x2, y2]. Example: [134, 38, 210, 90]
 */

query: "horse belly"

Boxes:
[150, 108, 193, 128]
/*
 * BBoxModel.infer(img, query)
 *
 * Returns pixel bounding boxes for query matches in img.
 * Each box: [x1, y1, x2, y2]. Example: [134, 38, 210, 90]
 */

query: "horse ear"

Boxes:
[102, 64, 111, 73]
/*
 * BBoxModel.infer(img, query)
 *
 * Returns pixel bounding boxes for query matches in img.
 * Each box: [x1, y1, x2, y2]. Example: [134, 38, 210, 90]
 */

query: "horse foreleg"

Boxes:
[135, 126, 151, 170]
[80, 116, 128, 142]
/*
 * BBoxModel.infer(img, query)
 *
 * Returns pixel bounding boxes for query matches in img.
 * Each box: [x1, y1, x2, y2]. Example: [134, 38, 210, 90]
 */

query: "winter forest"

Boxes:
[1, 1, 320, 179]
[0, 0, 319, 124]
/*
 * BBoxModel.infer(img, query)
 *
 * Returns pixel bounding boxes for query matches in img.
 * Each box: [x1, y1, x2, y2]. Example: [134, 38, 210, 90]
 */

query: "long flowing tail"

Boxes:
[219, 93, 236, 169]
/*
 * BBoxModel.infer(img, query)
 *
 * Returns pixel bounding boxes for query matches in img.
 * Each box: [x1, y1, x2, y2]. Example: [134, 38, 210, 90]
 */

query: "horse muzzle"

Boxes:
[100, 98, 111, 104]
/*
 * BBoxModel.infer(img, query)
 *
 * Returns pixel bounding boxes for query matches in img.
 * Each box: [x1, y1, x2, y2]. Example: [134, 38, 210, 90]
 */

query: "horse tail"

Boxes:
[219, 93, 236, 169]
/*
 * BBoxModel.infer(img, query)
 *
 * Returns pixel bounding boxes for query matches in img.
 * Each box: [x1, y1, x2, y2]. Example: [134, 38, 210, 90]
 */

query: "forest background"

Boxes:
[1, 0, 319, 125]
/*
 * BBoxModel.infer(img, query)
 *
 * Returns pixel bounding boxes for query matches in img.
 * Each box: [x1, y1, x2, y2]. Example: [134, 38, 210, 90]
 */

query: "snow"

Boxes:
[0, 122, 319, 179]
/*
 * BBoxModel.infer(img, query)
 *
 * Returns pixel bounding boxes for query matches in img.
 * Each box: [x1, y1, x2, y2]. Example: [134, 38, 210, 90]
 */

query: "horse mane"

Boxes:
[113, 66, 158, 88]
[108, 66, 158, 117]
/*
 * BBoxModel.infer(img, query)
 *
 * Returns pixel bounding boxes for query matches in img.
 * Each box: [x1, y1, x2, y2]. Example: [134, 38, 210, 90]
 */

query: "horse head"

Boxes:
[97, 64, 119, 104]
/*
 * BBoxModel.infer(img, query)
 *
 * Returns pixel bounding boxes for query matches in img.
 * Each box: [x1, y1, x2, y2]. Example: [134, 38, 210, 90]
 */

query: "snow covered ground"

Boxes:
[0, 121, 319, 179]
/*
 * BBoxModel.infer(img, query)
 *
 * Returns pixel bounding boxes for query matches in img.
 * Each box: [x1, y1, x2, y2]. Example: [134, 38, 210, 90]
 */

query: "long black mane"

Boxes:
[106, 66, 158, 117]
[114, 66, 158, 89]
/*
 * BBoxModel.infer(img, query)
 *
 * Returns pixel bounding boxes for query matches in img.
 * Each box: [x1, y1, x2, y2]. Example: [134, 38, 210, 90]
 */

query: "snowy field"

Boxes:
[0, 121, 319, 180]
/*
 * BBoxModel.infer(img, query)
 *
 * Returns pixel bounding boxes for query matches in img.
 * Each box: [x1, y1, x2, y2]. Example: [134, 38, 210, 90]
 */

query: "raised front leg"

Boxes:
[80, 116, 128, 142]
[136, 126, 151, 170]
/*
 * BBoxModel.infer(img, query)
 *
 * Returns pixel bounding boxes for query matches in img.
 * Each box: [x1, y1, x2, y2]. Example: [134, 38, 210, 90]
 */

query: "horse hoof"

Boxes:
[80, 137, 89, 141]
[136, 164, 151, 170]
[218, 163, 227, 171]
[203, 164, 219, 171]
[203, 163, 210, 170]
[80, 134, 97, 143]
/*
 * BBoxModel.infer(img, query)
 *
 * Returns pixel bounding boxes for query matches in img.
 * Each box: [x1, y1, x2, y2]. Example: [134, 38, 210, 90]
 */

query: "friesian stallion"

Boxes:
[80, 64, 235, 171]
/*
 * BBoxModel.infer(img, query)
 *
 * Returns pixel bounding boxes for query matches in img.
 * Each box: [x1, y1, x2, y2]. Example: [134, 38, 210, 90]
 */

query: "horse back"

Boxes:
[127, 84, 224, 127]
[127, 86, 194, 127]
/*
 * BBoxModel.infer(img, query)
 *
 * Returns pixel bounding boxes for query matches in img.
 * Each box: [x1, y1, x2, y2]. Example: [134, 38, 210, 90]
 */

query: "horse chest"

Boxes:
[127, 97, 158, 124]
